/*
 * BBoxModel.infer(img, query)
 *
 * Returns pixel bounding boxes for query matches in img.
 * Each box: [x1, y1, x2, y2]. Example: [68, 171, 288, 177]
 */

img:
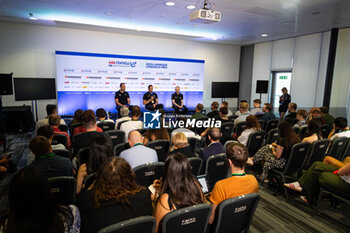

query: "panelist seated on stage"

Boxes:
[171, 86, 188, 114]
[115, 83, 130, 116]
[143, 85, 164, 111]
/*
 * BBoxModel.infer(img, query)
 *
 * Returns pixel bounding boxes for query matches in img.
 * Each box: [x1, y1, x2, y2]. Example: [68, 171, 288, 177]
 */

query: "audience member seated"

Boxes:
[171, 121, 201, 140]
[29, 136, 73, 178]
[190, 103, 208, 119]
[207, 101, 220, 119]
[1, 166, 80, 233]
[96, 108, 114, 124]
[120, 105, 143, 141]
[262, 103, 276, 122]
[143, 128, 170, 145]
[302, 120, 322, 143]
[293, 110, 307, 128]
[73, 110, 103, 137]
[120, 131, 158, 169]
[115, 107, 131, 129]
[320, 106, 335, 127]
[323, 156, 350, 170]
[209, 143, 258, 224]
[234, 102, 250, 125]
[168, 132, 194, 158]
[221, 101, 233, 116]
[49, 115, 71, 149]
[76, 134, 114, 194]
[235, 100, 248, 116]
[328, 117, 350, 140]
[248, 120, 300, 181]
[238, 115, 261, 146]
[250, 99, 263, 115]
[309, 108, 326, 125]
[69, 109, 84, 126]
[199, 128, 225, 174]
[284, 103, 297, 121]
[35, 104, 66, 134]
[154, 153, 204, 231]
[77, 157, 153, 233]
[218, 107, 231, 124]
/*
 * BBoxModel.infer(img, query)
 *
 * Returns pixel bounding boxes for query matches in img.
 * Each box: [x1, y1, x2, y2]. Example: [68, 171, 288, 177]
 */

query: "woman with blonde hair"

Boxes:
[168, 132, 194, 158]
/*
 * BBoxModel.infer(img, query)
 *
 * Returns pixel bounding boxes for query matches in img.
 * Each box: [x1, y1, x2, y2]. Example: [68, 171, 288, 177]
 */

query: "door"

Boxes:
[270, 71, 292, 110]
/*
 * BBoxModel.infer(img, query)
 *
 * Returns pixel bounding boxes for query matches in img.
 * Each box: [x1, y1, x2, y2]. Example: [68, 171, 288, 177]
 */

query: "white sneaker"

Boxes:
[284, 181, 302, 192]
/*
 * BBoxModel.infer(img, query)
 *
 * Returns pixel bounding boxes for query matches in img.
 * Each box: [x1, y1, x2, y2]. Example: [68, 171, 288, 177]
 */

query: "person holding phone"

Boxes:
[143, 85, 163, 111]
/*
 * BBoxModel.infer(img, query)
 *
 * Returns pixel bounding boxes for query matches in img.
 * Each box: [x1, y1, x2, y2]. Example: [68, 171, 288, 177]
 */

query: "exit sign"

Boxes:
[279, 76, 288, 80]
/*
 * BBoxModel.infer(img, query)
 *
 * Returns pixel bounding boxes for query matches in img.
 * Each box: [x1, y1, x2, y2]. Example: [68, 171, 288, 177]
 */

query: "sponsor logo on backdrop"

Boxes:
[108, 61, 137, 68]
[145, 63, 168, 69]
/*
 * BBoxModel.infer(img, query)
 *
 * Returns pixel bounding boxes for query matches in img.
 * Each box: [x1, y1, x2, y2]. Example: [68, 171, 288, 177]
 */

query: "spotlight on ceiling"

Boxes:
[261, 34, 268, 37]
[165, 2, 175, 6]
[186, 5, 196, 10]
[29, 13, 38, 20]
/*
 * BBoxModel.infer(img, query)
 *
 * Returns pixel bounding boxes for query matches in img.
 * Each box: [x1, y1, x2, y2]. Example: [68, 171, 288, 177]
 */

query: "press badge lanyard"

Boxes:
[232, 172, 246, 176]
[39, 153, 55, 159]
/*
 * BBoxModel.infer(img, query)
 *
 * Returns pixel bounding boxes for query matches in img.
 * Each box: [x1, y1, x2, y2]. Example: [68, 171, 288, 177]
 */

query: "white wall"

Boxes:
[250, 32, 330, 110]
[0, 21, 241, 119]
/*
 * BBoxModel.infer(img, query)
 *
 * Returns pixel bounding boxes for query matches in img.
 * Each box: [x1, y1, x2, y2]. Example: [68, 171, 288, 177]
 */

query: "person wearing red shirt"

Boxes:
[48, 114, 72, 149]
[73, 110, 103, 137]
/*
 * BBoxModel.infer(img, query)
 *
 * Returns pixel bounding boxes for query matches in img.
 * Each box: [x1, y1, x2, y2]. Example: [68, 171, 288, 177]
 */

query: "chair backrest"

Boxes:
[327, 137, 348, 160]
[159, 204, 212, 233]
[224, 140, 236, 150]
[292, 126, 300, 135]
[83, 173, 96, 191]
[258, 120, 264, 129]
[188, 157, 203, 176]
[304, 139, 330, 169]
[341, 138, 350, 161]
[77, 147, 90, 167]
[283, 142, 311, 173]
[97, 122, 116, 132]
[265, 119, 279, 133]
[194, 118, 209, 135]
[234, 122, 246, 138]
[72, 131, 104, 154]
[133, 162, 165, 187]
[298, 125, 308, 140]
[320, 124, 331, 139]
[98, 216, 157, 233]
[117, 120, 130, 130]
[292, 118, 299, 126]
[188, 137, 201, 155]
[146, 140, 170, 162]
[52, 134, 68, 148]
[114, 142, 130, 156]
[211, 193, 260, 233]
[53, 149, 71, 159]
[105, 130, 126, 147]
[266, 128, 279, 145]
[246, 130, 266, 156]
[48, 176, 76, 205]
[58, 124, 68, 132]
[205, 153, 228, 191]
[220, 122, 235, 143]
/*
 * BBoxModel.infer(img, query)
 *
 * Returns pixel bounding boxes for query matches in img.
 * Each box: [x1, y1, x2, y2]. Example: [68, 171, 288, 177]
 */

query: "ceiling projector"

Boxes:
[190, 9, 221, 24]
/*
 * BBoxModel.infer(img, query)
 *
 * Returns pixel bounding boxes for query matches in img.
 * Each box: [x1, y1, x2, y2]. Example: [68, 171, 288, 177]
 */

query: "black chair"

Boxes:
[220, 122, 235, 144]
[246, 130, 266, 156]
[137, 129, 147, 135]
[298, 125, 308, 140]
[105, 130, 125, 147]
[266, 128, 279, 145]
[234, 122, 246, 138]
[188, 157, 203, 176]
[258, 120, 264, 129]
[320, 124, 331, 139]
[284, 118, 293, 125]
[159, 204, 211, 233]
[292, 118, 299, 126]
[146, 140, 170, 162]
[69, 123, 83, 135]
[72, 131, 104, 155]
[210, 193, 260, 233]
[293, 126, 300, 135]
[48, 176, 76, 205]
[77, 147, 90, 167]
[340, 138, 350, 161]
[114, 142, 130, 156]
[327, 137, 348, 160]
[116, 120, 130, 130]
[270, 142, 311, 198]
[98, 216, 157, 233]
[97, 121, 116, 132]
[53, 149, 71, 159]
[316, 185, 350, 211]
[188, 137, 201, 155]
[52, 134, 68, 148]
[205, 153, 228, 191]
[303, 139, 330, 169]
[133, 162, 165, 187]
[194, 118, 209, 135]
[264, 119, 279, 133]
[83, 173, 96, 191]
[58, 124, 68, 132]
[228, 115, 238, 120]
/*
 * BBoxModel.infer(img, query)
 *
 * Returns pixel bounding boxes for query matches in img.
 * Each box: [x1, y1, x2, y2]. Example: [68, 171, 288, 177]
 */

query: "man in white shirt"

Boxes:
[250, 99, 263, 115]
[328, 117, 350, 140]
[234, 102, 250, 125]
[35, 104, 66, 134]
[120, 131, 158, 169]
[120, 105, 143, 141]
[115, 107, 131, 129]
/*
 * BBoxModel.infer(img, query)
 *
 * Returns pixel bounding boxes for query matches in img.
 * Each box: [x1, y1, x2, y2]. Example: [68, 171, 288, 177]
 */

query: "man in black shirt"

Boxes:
[279, 87, 291, 119]
[143, 85, 163, 111]
[171, 86, 188, 114]
[115, 83, 130, 117]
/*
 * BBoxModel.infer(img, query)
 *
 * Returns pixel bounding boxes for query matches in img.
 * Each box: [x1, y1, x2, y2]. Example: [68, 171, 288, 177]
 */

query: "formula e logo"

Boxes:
[143, 110, 161, 129]
[108, 61, 137, 68]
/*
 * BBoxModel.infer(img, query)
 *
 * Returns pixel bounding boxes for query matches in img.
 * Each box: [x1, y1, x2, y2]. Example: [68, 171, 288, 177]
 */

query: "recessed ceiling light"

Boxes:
[165, 2, 175, 6]
[261, 34, 268, 37]
[29, 13, 37, 20]
[186, 5, 196, 10]
[104, 12, 113, 16]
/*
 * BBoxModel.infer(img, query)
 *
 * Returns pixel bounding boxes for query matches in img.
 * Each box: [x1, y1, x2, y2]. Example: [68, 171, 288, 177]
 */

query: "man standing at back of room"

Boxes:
[115, 83, 130, 117]
[35, 104, 66, 134]
[171, 86, 188, 114]
[143, 85, 164, 111]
